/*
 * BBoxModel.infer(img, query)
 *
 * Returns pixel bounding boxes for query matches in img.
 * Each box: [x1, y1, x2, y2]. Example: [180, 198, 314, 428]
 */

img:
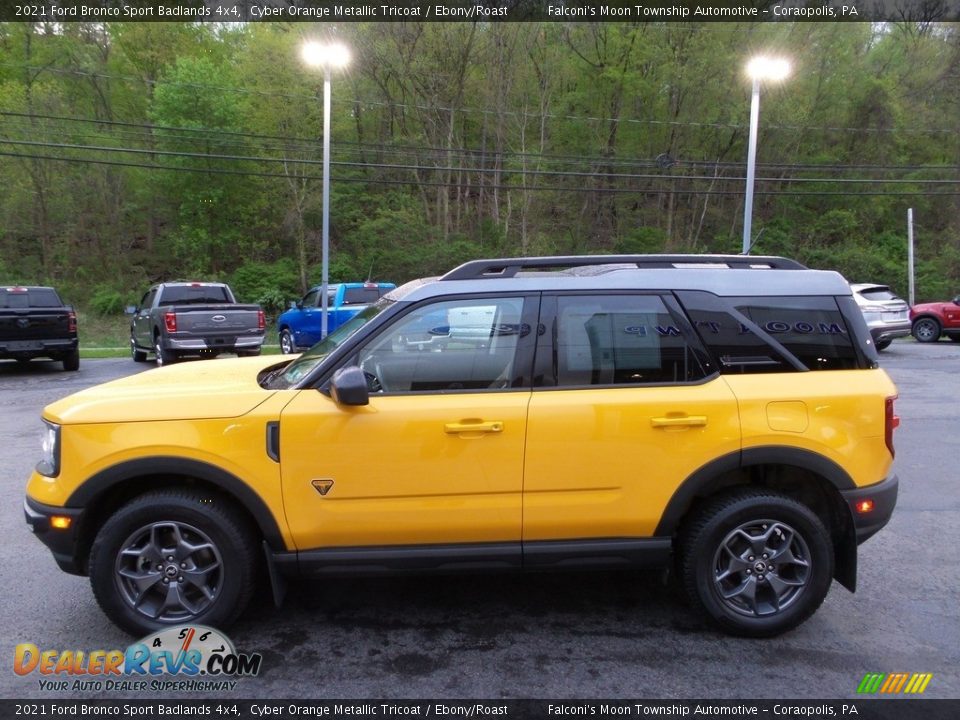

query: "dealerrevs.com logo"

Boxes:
[13, 625, 262, 692]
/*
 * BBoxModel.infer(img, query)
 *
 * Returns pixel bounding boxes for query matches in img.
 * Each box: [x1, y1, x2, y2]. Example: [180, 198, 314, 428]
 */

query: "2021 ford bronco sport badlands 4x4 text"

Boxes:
[24, 255, 899, 637]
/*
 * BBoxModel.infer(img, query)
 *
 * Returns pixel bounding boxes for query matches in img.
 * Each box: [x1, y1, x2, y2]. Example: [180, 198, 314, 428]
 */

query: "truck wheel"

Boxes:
[678, 489, 833, 638]
[279, 329, 295, 354]
[874, 339, 891, 351]
[62, 349, 80, 372]
[237, 348, 261, 358]
[131, 338, 147, 363]
[88, 490, 257, 636]
[154, 335, 177, 366]
[912, 317, 941, 343]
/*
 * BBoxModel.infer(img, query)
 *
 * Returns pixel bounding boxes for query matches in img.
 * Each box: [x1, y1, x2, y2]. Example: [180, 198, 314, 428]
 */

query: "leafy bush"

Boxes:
[89, 286, 127, 316]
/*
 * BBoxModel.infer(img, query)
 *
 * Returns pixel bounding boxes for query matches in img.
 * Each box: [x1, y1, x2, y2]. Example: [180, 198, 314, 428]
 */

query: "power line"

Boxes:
[2, 149, 959, 198]
[3, 110, 958, 176]
[2, 62, 958, 136]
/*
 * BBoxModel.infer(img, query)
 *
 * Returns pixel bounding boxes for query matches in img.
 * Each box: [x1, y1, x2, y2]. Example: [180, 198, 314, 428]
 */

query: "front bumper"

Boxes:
[24, 496, 86, 575]
[840, 474, 898, 544]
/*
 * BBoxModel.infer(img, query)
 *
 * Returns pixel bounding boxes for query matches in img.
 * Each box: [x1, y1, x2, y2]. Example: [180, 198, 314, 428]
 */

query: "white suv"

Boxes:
[850, 283, 911, 350]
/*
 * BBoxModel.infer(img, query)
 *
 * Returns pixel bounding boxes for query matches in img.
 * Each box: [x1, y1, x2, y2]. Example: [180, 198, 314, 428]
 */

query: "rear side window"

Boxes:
[544, 294, 708, 386]
[159, 286, 230, 305]
[678, 291, 860, 372]
[0, 288, 62, 308]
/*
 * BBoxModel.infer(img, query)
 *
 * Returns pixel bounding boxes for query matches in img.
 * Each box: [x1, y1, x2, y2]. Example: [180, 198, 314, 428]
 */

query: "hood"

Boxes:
[44, 355, 285, 425]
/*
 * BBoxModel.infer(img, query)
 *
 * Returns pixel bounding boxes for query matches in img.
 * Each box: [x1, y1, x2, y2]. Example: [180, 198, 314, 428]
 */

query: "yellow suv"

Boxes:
[24, 256, 899, 637]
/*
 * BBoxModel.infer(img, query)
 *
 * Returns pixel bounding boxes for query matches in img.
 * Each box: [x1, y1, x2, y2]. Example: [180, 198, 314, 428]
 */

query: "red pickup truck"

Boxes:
[910, 295, 960, 342]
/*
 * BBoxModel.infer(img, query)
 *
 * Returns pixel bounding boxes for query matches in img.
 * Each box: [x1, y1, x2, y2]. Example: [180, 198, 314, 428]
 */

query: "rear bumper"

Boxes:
[24, 496, 86, 575]
[0, 338, 78, 360]
[166, 333, 264, 351]
[840, 474, 898, 544]
[866, 322, 911, 344]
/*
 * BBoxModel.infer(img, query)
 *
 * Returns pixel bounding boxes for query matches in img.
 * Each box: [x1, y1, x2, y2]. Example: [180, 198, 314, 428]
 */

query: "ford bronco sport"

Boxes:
[24, 255, 899, 637]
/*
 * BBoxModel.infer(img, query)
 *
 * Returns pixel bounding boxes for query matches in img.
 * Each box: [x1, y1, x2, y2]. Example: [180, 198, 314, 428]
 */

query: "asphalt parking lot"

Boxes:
[1, 343, 958, 700]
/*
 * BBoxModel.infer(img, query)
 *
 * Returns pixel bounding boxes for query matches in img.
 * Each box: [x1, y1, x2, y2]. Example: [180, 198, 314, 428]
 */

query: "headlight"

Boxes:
[36, 420, 60, 478]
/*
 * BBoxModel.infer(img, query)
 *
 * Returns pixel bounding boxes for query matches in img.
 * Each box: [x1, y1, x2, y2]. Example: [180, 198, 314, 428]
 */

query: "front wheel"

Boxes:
[913, 317, 941, 343]
[874, 339, 891, 351]
[279, 329, 295, 354]
[88, 490, 257, 636]
[678, 489, 833, 637]
[131, 338, 147, 363]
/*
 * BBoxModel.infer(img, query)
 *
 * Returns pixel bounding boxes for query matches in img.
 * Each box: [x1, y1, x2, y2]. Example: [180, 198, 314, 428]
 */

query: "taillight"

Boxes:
[885, 395, 899, 458]
[67, 311, 77, 333]
[164, 312, 177, 333]
[257, 310, 266, 331]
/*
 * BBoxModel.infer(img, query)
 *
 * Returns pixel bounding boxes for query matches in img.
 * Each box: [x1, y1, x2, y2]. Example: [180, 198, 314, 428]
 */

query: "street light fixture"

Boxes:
[301, 40, 350, 339]
[742, 56, 790, 255]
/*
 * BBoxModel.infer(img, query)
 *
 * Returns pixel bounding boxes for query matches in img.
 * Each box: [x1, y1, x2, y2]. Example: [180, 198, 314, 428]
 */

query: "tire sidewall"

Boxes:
[89, 493, 252, 636]
[687, 495, 833, 637]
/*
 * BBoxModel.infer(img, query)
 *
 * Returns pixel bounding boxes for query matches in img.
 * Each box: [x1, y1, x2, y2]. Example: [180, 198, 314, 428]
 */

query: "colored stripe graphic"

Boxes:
[857, 673, 885, 694]
[857, 672, 933, 694]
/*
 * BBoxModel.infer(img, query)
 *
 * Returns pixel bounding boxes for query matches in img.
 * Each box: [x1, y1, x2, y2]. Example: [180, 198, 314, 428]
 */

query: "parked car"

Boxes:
[849, 283, 911, 351]
[910, 295, 960, 343]
[128, 282, 265, 365]
[0, 285, 79, 371]
[26, 255, 899, 638]
[277, 281, 396, 353]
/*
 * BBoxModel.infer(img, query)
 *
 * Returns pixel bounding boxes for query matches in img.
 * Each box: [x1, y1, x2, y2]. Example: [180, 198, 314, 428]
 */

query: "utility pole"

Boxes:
[907, 208, 915, 307]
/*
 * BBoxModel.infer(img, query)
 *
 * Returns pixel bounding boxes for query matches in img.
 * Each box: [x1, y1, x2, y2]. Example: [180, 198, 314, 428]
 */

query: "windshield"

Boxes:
[265, 300, 391, 389]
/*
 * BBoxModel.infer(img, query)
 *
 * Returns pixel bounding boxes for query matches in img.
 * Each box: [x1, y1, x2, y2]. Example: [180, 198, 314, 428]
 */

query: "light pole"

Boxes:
[301, 40, 350, 339]
[742, 56, 790, 255]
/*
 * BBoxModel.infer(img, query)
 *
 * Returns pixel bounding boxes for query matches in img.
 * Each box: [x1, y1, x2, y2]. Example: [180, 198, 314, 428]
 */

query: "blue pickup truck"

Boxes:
[277, 281, 396, 353]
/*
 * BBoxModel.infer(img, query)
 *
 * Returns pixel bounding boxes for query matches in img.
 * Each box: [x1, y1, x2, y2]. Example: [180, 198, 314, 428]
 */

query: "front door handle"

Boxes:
[444, 421, 504, 435]
[650, 415, 707, 429]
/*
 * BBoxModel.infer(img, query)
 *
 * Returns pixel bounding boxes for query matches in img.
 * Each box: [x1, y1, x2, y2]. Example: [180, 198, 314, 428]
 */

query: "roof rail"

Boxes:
[440, 255, 807, 281]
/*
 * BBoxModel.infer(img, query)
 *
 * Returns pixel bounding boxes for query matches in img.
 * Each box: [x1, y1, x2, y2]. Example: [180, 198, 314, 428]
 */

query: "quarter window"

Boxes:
[356, 297, 528, 393]
[550, 295, 707, 386]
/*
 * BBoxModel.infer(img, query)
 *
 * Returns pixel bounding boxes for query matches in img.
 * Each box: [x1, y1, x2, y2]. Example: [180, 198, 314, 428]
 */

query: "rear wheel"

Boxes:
[874, 339, 891, 351]
[237, 348, 262, 358]
[678, 489, 833, 637]
[62, 348, 80, 372]
[912, 317, 941, 343]
[154, 335, 177, 366]
[88, 490, 257, 636]
[949, 335, 960, 343]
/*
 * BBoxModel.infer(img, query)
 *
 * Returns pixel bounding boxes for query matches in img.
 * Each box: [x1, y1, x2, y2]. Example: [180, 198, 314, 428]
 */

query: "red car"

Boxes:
[910, 295, 960, 342]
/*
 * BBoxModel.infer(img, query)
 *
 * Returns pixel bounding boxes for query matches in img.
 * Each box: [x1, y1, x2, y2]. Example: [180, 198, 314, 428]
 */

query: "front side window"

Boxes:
[356, 297, 529, 393]
[301, 290, 320, 308]
[548, 294, 707, 386]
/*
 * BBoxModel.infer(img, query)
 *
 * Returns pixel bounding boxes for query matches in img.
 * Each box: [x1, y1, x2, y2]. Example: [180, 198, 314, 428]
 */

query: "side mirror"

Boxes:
[125, 305, 138, 315]
[953, 295, 960, 306]
[329, 366, 369, 407]
[288, 300, 298, 309]
[295, 301, 304, 310]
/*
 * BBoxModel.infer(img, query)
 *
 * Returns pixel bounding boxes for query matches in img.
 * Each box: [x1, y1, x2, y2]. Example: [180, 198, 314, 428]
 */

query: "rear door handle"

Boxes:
[651, 415, 707, 428]
[444, 421, 504, 434]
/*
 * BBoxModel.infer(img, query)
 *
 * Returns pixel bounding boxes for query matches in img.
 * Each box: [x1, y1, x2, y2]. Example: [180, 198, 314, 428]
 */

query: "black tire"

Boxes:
[62, 348, 80, 372]
[131, 337, 147, 363]
[237, 348, 262, 358]
[279, 329, 295, 355]
[912, 317, 941, 343]
[678, 489, 833, 638]
[88, 489, 257, 636]
[154, 334, 177, 366]
[874, 339, 891, 351]
[949, 335, 960, 343]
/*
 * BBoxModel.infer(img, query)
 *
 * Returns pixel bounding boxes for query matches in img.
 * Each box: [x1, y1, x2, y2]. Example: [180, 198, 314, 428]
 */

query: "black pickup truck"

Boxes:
[0, 286, 79, 371]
